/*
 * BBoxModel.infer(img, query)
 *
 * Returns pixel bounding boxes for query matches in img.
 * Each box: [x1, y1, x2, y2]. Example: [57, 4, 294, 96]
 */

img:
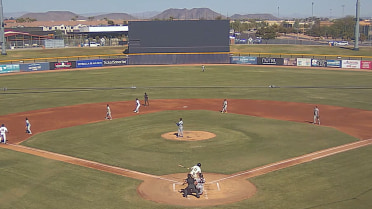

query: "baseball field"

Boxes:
[0, 46, 372, 209]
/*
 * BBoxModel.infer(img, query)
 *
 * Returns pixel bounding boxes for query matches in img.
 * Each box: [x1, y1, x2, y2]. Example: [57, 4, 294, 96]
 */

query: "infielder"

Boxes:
[144, 92, 149, 106]
[106, 104, 112, 120]
[134, 98, 141, 113]
[189, 163, 202, 179]
[202, 65, 205, 72]
[0, 124, 9, 144]
[176, 118, 183, 137]
[313, 106, 320, 125]
[25, 117, 32, 134]
[221, 99, 228, 113]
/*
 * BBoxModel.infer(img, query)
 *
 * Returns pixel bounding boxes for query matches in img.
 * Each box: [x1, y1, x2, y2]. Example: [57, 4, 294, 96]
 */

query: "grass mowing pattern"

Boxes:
[1, 66, 372, 115]
[22, 110, 357, 176]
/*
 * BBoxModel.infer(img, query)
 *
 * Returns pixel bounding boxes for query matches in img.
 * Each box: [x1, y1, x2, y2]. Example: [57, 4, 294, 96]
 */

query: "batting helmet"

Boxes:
[197, 163, 201, 167]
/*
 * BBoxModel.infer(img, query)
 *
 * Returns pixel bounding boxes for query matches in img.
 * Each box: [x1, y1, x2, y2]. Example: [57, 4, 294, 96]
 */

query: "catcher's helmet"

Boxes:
[197, 163, 201, 167]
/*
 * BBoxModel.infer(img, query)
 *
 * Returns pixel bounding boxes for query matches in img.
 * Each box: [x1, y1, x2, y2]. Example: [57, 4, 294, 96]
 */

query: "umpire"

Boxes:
[183, 174, 200, 198]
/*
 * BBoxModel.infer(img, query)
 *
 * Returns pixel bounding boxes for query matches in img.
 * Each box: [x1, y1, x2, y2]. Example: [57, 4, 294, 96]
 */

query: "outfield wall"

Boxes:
[0, 55, 371, 75]
[230, 56, 372, 70]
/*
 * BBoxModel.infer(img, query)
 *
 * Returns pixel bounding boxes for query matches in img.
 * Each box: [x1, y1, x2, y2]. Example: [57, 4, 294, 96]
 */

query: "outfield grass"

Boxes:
[230, 44, 372, 58]
[1, 63, 372, 208]
[0, 65, 371, 116]
[1, 44, 371, 62]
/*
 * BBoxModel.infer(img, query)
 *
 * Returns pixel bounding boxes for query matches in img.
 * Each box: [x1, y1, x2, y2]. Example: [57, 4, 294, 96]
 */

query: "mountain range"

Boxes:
[5, 8, 279, 21]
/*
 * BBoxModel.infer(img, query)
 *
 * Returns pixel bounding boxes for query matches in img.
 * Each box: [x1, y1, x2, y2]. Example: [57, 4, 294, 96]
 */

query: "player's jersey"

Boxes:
[223, 101, 227, 107]
[26, 120, 30, 127]
[314, 108, 319, 117]
[0, 126, 8, 134]
[107, 106, 111, 114]
[136, 100, 140, 106]
[190, 165, 201, 178]
[177, 120, 183, 127]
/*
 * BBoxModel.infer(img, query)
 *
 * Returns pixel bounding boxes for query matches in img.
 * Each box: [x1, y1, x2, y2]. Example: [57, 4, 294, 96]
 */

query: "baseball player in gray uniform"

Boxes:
[313, 106, 320, 125]
[176, 118, 184, 137]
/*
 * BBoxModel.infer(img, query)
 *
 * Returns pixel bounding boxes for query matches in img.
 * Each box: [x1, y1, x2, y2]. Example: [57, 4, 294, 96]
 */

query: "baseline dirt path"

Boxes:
[1, 99, 371, 206]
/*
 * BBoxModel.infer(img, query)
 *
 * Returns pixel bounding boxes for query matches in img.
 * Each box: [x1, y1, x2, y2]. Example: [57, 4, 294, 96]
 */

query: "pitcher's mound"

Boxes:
[162, 131, 216, 141]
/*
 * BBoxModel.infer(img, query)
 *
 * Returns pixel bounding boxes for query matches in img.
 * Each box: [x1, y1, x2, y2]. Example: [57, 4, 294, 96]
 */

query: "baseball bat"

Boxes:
[178, 164, 189, 169]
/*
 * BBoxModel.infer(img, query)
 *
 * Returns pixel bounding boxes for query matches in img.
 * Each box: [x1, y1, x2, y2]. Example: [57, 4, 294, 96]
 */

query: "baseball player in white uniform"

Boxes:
[0, 124, 9, 144]
[25, 117, 32, 134]
[134, 98, 141, 113]
[221, 99, 228, 113]
[176, 118, 183, 137]
[313, 106, 320, 125]
[106, 104, 112, 120]
[189, 163, 202, 179]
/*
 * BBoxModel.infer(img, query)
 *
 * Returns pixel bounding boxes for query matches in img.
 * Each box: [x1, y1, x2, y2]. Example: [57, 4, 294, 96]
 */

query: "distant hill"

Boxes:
[92, 13, 137, 20]
[131, 11, 161, 19]
[16, 10, 280, 22]
[230, 13, 279, 20]
[19, 11, 137, 21]
[152, 8, 226, 20]
[20, 11, 85, 21]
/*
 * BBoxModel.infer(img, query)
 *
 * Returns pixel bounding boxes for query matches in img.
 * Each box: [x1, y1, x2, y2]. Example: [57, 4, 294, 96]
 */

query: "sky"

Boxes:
[3, 0, 372, 18]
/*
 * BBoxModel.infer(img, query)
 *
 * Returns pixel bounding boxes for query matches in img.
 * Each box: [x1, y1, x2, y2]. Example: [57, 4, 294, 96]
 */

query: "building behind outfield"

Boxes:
[128, 20, 230, 65]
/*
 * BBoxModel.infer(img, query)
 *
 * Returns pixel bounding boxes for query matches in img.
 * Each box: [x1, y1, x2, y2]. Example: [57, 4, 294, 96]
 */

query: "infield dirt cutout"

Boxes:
[1, 99, 372, 207]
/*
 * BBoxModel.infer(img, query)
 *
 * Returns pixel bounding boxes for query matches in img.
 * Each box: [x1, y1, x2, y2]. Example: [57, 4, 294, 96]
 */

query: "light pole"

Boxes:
[354, 0, 360, 51]
[342, 5, 345, 17]
[312, 2, 314, 20]
[0, 0, 6, 55]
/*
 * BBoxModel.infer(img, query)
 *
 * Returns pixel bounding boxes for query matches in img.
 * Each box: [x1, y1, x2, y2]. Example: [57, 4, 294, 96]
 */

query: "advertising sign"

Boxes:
[257, 57, 284, 65]
[296, 58, 311, 67]
[20, 62, 50, 72]
[0, 64, 20, 74]
[342, 60, 361, 69]
[76, 59, 103, 68]
[311, 59, 327, 67]
[360, 61, 372, 70]
[49, 61, 76, 70]
[284, 58, 297, 66]
[103, 58, 129, 66]
[326, 60, 341, 68]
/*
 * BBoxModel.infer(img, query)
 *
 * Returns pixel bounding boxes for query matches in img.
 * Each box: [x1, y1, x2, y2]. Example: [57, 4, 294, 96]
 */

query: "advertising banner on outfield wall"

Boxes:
[49, 61, 76, 70]
[230, 56, 257, 64]
[284, 58, 297, 66]
[326, 60, 341, 68]
[342, 60, 361, 69]
[0, 64, 20, 74]
[296, 58, 311, 67]
[103, 58, 129, 66]
[20, 62, 50, 72]
[257, 57, 284, 65]
[311, 59, 327, 67]
[360, 61, 372, 70]
[76, 59, 103, 68]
